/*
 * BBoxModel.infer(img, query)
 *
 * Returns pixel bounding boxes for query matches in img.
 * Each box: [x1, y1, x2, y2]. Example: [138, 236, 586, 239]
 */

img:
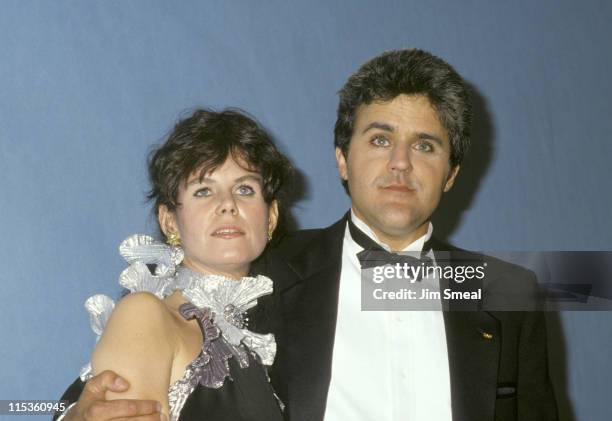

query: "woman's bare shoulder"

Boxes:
[117, 292, 172, 325]
[115, 291, 173, 314]
[93, 292, 177, 354]
[91, 292, 178, 412]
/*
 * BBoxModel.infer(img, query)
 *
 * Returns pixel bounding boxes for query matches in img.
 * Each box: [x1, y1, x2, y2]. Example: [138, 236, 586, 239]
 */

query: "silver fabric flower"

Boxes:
[119, 261, 175, 299]
[117, 234, 185, 298]
[119, 234, 184, 277]
[180, 268, 277, 366]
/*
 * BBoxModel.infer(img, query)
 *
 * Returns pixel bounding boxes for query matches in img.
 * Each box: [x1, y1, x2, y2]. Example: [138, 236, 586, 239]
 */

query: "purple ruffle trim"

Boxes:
[178, 303, 237, 388]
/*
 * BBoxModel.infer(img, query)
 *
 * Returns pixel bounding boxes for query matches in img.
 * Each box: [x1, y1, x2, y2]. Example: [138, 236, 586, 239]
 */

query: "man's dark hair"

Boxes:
[147, 108, 292, 214]
[334, 49, 472, 192]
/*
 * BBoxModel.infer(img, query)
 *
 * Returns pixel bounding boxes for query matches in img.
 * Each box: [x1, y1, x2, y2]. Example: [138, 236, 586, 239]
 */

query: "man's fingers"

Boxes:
[64, 371, 161, 421]
[83, 370, 130, 397]
[84, 399, 161, 420]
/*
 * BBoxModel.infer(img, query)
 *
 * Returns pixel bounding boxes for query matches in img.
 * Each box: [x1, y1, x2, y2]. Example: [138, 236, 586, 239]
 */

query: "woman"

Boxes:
[82, 108, 290, 420]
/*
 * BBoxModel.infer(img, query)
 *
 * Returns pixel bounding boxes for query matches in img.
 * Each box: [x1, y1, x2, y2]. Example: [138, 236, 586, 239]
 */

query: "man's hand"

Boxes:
[64, 371, 163, 421]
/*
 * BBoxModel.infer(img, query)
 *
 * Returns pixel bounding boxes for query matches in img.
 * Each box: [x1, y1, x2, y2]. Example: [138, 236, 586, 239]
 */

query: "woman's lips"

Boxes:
[211, 226, 245, 239]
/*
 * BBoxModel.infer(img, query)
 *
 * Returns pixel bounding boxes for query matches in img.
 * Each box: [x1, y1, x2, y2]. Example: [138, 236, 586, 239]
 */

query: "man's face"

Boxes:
[336, 94, 459, 250]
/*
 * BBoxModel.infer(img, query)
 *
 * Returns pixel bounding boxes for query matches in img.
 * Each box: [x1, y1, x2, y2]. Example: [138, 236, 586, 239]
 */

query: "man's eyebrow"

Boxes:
[361, 122, 446, 146]
[417, 132, 445, 146]
[361, 122, 395, 134]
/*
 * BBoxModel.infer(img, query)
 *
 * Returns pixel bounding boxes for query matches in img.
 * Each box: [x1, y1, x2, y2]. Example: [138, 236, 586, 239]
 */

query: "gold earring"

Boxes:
[167, 231, 181, 247]
[267, 227, 274, 242]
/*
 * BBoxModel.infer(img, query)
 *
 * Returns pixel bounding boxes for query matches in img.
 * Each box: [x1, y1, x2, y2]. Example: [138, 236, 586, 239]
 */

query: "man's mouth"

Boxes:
[382, 184, 416, 193]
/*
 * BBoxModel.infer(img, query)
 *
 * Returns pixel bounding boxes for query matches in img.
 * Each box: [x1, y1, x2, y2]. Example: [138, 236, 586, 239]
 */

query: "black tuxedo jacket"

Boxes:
[252, 216, 558, 421]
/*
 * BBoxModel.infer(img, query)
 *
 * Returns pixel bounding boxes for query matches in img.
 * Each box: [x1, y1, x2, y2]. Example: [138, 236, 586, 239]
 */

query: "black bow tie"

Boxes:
[347, 217, 434, 278]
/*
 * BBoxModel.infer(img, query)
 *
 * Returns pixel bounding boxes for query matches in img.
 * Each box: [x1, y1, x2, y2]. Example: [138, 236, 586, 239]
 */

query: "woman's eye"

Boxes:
[194, 187, 211, 197]
[414, 141, 433, 152]
[371, 136, 390, 147]
[236, 184, 255, 196]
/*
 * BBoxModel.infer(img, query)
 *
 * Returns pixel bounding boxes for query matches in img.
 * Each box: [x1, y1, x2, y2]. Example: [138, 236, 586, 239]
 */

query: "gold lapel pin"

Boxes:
[478, 329, 494, 340]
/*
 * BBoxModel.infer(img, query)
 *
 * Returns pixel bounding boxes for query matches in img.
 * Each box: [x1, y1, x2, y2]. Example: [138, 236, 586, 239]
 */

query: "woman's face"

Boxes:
[158, 156, 278, 279]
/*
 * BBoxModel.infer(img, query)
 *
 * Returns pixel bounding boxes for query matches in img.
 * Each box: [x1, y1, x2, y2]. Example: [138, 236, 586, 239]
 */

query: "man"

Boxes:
[58, 49, 558, 420]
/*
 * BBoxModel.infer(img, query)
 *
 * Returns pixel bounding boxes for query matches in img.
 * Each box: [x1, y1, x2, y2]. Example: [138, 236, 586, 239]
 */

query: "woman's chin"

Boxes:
[184, 258, 252, 279]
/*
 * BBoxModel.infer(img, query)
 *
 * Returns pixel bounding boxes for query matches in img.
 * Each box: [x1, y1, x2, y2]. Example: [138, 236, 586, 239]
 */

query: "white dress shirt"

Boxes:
[323, 211, 452, 421]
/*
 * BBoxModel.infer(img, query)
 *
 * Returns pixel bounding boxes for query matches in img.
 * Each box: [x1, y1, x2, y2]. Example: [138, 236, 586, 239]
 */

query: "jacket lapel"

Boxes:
[443, 311, 500, 420]
[429, 238, 500, 420]
[276, 217, 346, 421]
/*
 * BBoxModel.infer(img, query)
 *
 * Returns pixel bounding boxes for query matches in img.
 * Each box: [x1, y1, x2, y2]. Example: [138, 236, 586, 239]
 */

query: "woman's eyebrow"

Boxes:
[187, 174, 262, 186]
[234, 175, 262, 184]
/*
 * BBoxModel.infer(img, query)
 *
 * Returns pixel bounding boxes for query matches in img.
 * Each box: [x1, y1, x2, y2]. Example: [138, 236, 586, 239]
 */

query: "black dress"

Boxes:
[56, 304, 283, 421]
[55, 234, 283, 421]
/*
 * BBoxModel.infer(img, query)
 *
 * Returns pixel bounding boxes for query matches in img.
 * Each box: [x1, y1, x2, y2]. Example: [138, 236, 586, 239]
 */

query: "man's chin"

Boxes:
[369, 211, 425, 238]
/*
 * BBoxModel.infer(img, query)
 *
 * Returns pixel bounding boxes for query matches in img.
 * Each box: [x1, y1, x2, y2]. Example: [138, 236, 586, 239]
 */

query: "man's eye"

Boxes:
[194, 187, 211, 197]
[371, 136, 390, 147]
[236, 185, 255, 196]
[414, 141, 433, 152]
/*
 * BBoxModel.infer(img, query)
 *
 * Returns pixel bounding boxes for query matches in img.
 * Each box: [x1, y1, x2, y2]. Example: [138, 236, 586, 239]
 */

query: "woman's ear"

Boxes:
[268, 200, 279, 234]
[158, 205, 178, 237]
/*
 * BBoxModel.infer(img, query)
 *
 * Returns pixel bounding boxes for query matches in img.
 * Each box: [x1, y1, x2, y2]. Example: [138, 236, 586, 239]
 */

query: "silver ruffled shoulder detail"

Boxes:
[119, 234, 184, 277]
[181, 271, 276, 366]
[119, 261, 175, 299]
[116, 234, 187, 298]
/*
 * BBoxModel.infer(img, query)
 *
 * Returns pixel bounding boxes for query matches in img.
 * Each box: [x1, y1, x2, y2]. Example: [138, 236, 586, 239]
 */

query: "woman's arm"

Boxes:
[91, 292, 177, 419]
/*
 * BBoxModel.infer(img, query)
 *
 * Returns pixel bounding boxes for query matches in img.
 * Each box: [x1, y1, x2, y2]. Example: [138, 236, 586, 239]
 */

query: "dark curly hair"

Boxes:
[147, 108, 292, 219]
[334, 49, 472, 192]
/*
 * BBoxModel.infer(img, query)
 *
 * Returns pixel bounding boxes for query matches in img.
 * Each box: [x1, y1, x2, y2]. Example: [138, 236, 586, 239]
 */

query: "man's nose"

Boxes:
[216, 192, 238, 215]
[387, 142, 413, 172]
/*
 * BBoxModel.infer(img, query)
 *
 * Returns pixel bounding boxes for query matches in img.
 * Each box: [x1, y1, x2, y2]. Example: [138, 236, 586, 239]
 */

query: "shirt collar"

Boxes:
[349, 208, 433, 253]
